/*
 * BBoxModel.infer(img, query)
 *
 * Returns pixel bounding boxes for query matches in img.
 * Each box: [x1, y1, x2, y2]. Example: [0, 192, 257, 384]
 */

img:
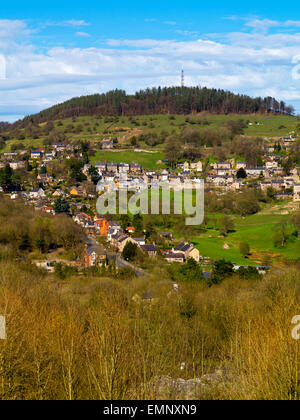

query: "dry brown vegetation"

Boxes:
[0, 259, 299, 400]
[0, 198, 85, 259]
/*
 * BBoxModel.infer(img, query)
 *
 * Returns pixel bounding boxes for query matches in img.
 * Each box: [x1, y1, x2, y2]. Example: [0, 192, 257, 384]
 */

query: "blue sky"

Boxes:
[1, 0, 300, 121]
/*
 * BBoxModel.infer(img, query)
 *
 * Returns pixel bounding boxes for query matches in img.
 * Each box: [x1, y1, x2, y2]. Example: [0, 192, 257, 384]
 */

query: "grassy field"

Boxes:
[192, 211, 300, 266]
[3, 138, 44, 152]
[50, 114, 297, 139]
[2, 114, 297, 153]
[90, 150, 166, 169]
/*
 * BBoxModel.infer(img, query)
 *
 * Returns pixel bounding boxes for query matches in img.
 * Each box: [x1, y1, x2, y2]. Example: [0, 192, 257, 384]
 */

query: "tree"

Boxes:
[219, 215, 235, 236]
[236, 266, 259, 279]
[133, 213, 143, 233]
[239, 241, 250, 257]
[0, 164, 21, 190]
[235, 191, 260, 216]
[54, 198, 70, 215]
[210, 259, 234, 285]
[0, 164, 13, 187]
[164, 136, 181, 168]
[176, 258, 203, 282]
[145, 221, 155, 239]
[88, 166, 100, 184]
[236, 167, 247, 179]
[291, 211, 300, 237]
[120, 214, 131, 230]
[272, 221, 288, 247]
[122, 242, 138, 262]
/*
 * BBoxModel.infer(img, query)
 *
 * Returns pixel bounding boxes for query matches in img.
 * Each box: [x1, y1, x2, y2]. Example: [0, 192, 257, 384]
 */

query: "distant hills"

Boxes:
[12, 86, 293, 127]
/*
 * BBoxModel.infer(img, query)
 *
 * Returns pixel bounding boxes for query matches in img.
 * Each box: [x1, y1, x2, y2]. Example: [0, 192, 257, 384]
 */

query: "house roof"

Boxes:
[165, 252, 185, 259]
[118, 235, 129, 243]
[173, 242, 191, 252]
[31, 188, 44, 193]
[140, 244, 157, 252]
[86, 246, 107, 256]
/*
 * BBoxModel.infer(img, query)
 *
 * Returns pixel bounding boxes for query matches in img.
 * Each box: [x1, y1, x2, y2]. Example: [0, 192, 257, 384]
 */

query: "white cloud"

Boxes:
[75, 32, 91, 38]
[65, 20, 90, 27]
[245, 18, 279, 33]
[164, 21, 177, 25]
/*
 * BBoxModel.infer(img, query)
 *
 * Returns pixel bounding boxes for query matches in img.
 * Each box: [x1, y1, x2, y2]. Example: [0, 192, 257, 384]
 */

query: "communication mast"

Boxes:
[181, 69, 185, 88]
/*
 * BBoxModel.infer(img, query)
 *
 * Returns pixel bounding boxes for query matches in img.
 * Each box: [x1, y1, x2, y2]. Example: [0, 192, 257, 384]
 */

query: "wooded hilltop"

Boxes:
[10, 86, 294, 129]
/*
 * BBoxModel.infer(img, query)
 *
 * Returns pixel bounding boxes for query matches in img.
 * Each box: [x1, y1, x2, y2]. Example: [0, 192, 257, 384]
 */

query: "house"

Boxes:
[3, 152, 18, 159]
[270, 167, 285, 177]
[158, 231, 174, 241]
[130, 164, 142, 174]
[102, 138, 114, 149]
[214, 162, 232, 170]
[31, 151, 42, 159]
[229, 180, 243, 191]
[107, 222, 123, 241]
[236, 162, 247, 170]
[179, 170, 191, 178]
[111, 232, 125, 248]
[52, 143, 65, 152]
[265, 161, 279, 170]
[107, 163, 119, 173]
[265, 145, 275, 153]
[160, 169, 169, 182]
[116, 235, 136, 252]
[119, 163, 130, 173]
[183, 161, 190, 171]
[37, 173, 53, 184]
[69, 186, 86, 197]
[52, 189, 66, 198]
[173, 242, 200, 262]
[133, 238, 146, 246]
[29, 188, 46, 199]
[9, 161, 25, 170]
[164, 251, 185, 263]
[83, 164, 92, 176]
[245, 167, 266, 177]
[84, 245, 107, 267]
[95, 162, 107, 173]
[94, 216, 110, 236]
[140, 244, 157, 258]
[294, 184, 300, 201]
[74, 212, 92, 226]
[191, 161, 203, 172]
[271, 180, 284, 190]
[41, 206, 55, 214]
[126, 226, 135, 235]
[215, 168, 231, 176]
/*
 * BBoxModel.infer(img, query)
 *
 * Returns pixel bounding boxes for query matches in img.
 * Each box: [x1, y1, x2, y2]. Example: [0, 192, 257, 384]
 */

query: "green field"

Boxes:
[192, 212, 300, 265]
[90, 150, 166, 169]
[51, 114, 296, 139]
[3, 114, 297, 154]
[3, 138, 44, 152]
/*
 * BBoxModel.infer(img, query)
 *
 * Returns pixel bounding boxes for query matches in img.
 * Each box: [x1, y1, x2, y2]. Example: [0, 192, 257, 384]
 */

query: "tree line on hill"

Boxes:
[11, 86, 294, 127]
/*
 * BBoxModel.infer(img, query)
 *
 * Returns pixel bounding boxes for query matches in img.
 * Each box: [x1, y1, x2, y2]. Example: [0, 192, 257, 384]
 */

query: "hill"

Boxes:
[13, 86, 293, 128]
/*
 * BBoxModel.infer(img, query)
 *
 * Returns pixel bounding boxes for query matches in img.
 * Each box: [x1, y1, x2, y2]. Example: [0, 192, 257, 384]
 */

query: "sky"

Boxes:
[1, 0, 300, 121]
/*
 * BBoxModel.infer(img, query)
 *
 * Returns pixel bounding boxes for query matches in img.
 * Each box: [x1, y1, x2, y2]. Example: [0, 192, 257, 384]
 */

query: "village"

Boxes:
[0, 131, 299, 273]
